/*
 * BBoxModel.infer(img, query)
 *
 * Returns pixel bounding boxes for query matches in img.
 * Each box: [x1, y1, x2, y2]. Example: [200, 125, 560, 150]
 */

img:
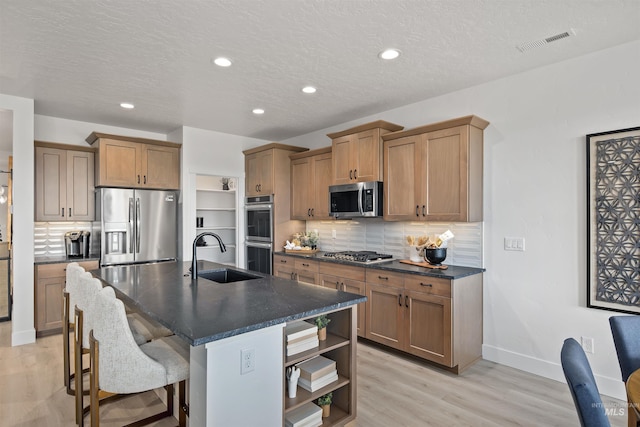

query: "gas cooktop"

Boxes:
[322, 251, 393, 263]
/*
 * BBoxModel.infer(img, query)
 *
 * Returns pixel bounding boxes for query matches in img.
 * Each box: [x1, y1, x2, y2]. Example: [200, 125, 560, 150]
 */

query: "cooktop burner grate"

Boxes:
[323, 251, 393, 263]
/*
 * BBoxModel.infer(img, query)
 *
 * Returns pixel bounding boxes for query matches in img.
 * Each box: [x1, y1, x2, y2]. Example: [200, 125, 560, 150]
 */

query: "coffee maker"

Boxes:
[65, 230, 90, 258]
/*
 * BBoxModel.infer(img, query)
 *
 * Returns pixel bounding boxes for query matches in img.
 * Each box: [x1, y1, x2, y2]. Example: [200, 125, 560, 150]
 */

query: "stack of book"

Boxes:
[285, 402, 322, 427]
[285, 320, 319, 356]
[296, 355, 338, 392]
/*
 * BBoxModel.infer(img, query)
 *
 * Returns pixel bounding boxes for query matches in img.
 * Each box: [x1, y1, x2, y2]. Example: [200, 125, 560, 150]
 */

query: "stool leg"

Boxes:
[74, 308, 84, 426]
[90, 331, 99, 427]
[179, 380, 187, 427]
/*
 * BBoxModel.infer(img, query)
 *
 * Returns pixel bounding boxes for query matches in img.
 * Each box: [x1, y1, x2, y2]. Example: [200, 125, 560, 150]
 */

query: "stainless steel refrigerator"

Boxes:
[97, 188, 178, 266]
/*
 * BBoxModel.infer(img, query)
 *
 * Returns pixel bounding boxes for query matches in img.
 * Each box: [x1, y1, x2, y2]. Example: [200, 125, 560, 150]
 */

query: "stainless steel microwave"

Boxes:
[329, 181, 383, 218]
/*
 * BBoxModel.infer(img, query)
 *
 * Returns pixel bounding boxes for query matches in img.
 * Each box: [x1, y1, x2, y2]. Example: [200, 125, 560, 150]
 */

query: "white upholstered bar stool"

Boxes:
[63, 262, 86, 395]
[89, 286, 189, 427]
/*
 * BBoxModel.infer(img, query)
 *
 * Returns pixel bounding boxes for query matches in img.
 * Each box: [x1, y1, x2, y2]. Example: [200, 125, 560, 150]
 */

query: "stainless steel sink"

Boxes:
[197, 268, 263, 283]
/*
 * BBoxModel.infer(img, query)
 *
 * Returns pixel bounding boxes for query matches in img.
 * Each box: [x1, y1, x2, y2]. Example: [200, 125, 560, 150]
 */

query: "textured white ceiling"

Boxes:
[0, 0, 639, 143]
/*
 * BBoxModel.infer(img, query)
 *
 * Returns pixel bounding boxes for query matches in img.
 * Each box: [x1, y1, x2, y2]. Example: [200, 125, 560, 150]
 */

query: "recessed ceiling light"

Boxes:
[378, 49, 401, 60]
[252, 108, 265, 115]
[213, 57, 232, 67]
[302, 86, 317, 94]
[120, 102, 135, 109]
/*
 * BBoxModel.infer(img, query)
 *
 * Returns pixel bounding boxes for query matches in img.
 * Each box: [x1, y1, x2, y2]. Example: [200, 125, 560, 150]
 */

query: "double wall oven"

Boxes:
[245, 195, 273, 274]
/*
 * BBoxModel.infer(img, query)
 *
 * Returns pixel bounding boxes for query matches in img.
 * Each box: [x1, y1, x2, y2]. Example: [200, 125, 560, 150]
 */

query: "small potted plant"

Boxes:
[314, 314, 331, 341]
[317, 392, 332, 418]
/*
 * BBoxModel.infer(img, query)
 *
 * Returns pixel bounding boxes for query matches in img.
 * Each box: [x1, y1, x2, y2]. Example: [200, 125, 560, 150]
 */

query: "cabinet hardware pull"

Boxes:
[354, 169, 357, 179]
[280, 259, 287, 263]
[137, 175, 140, 184]
[336, 281, 340, 288]
[398, 294, 402, 306]
[405, 295, 409, 308]
[258, 184, 262, 192]
[69, 208, 71, 217]
[290, 272, 294, 280]
[416, 205, 419, 216]
[341, 282, 346, 291]
[256, 184, 259, 192]
[308, 208, 311, 216]
[302, 263, 309, 267]
[349, 170, 353, 179]
[61, 208, 64, 217]
[420, 282, 433, 287]
[422, 205, 426, 216]
[378, 276, 388, 280]
[311, 208, 314, 216]
[144, 175, 147, 184]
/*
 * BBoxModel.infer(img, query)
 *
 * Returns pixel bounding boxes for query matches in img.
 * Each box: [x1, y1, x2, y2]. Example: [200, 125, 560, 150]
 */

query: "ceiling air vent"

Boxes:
[517, 29, 576, 53]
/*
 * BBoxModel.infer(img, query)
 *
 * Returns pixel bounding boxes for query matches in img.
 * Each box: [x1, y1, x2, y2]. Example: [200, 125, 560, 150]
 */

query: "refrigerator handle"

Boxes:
[136, 198, 141, 253]
[129, 198, 134, 254]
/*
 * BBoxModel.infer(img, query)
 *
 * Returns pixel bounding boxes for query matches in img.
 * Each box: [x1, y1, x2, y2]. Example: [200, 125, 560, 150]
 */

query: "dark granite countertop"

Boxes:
[34, 254, 101, 265]
[275, 251, 485, 280]
[91, 260, 366, 347]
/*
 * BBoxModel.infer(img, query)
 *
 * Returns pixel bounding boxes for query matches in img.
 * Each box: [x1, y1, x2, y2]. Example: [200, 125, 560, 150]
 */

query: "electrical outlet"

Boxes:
[581, 337, 595, 354]
[504, 237, 525, 251]
[240, 348, 255, 375]
[332, 229, 337, 239]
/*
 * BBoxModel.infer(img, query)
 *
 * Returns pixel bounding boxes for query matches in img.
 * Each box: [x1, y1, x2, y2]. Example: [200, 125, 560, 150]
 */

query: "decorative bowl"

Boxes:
[424, 247, 447, 265]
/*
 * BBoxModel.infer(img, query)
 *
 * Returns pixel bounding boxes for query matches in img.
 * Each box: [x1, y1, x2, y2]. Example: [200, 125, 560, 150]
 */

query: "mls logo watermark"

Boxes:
[592, 402, 636, 417]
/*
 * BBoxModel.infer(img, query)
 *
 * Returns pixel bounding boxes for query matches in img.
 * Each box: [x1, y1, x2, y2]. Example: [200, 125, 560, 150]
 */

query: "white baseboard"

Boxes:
[483, 343, 626, 401]
[12, 328, 36, 346]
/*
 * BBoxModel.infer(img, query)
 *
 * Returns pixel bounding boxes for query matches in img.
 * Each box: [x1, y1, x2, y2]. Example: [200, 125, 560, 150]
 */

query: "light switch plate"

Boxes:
[504, 237, 525, 251]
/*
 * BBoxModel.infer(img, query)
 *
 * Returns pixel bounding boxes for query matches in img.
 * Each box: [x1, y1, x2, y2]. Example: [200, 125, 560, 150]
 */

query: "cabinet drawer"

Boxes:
[318, 261, 365, 281]
[404, 274, 451, 298]
[273, 254, 291, 266]
[365, 270, 404, 289]
[36, 263, 68, 279]
[294, 258, 318, 274]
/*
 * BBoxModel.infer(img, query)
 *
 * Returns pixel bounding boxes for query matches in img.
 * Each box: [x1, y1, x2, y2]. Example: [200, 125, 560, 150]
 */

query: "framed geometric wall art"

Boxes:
[586, 126, 640, 313]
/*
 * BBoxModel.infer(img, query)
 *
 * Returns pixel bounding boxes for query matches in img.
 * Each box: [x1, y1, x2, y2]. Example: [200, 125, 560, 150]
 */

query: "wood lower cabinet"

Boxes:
[34, 260, 99, 336]
[290, 147, 332, 220]
[86, 132, 181, 190]
[364, 269, 482, 373]
[328, 120, 403, 185]
[383, 115, 489, 222]
[319, 262, 366, 337]
[35, 143, 95, 221]
[273, 254, 319, 285]
[284, 306, 357, 426]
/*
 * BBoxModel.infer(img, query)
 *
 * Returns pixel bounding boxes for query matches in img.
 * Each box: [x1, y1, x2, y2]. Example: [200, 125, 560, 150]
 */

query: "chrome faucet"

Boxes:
[191, 232, 227, 280]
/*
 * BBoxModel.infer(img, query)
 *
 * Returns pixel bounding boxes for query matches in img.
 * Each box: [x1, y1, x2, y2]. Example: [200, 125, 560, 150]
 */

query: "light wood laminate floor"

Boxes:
[0, 322, 627, 426]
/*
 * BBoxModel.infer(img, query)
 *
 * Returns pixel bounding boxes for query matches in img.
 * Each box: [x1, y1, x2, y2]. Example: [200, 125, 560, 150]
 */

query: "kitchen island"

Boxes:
[92, 260, 365, 426]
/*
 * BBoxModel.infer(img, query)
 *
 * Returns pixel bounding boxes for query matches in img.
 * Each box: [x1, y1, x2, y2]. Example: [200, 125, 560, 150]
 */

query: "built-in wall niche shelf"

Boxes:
[195, 175, 238, 267]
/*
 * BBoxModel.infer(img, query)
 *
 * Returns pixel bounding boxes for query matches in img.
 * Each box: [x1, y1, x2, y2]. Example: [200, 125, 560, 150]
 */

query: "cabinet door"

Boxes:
[97, 138, 142, 187]
[245, 150, 273, 196]
[257, 150, 273, 195]
[142, 144, 180, 189]
[404, 290, 452, 366]
[294, 259, 318, 285]
[319, 274, 341, 290]
[311, 153, 332, 219]
[66, 150, 94, 220]
[365, 282, 403, 349]
[353, 129, 381, 182]
[290, 157, 312, 219]
[35, 276, 64, 333]
[383, 136, 422, 221]
[332, 134, 353, 185]
[343, 279, 366, 337]
[423, 126, 469, 221]
[35, 147, 66, 221]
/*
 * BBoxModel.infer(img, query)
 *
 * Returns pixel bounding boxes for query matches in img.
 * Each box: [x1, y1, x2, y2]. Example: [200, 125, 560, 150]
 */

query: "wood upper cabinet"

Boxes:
[244, 143, 308, 197]
[328, 120, 403, 185]
[290, 147, 332, 220]
[383, 115, 489, 222]
[35, 143, 95, 221]
[86, 132, 180, 190]
[34, 260, 99, 336]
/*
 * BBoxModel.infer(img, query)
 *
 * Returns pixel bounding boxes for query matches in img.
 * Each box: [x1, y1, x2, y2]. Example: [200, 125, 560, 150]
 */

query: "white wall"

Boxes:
[283, 40, 640, 400]
[0, 94, 35, 346]
[176, 126, 268, 264]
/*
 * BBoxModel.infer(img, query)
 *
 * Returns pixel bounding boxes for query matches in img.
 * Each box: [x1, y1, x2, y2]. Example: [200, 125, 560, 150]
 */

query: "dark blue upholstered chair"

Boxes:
[561, 338, 611, 427]
[609, 316, 640, 427]
[609, 316, 640, 382]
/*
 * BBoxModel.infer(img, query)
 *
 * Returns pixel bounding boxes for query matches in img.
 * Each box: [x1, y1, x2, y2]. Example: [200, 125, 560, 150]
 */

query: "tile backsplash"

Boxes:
[34, 222, 100, 257]
[305, 219, 483, 268]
